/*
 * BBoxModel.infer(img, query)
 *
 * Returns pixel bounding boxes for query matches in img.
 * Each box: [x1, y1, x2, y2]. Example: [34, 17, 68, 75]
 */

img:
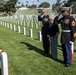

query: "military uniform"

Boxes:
[55, 12, 76, 66]
[38, 13, 50, 54]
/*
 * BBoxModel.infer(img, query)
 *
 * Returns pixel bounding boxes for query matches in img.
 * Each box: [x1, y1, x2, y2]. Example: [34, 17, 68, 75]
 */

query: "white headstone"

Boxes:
[14, 25, 16, 31]
[4, 22, 7, 28]
[29, 29, 33, 38]
[35, 24, 38, 29]
[7, 23, 9, 29]
[30, 20, 33, 28]
[10, 24, 12, 30]
[18, 26, 20, 33]
[27, 22, 29, 27]
[38, 31, 42, 41]
[0, 52, 8, 75]
[21, 21, 22, 26]
[24, 20, 26, 26]
[23, 27, 26, 35]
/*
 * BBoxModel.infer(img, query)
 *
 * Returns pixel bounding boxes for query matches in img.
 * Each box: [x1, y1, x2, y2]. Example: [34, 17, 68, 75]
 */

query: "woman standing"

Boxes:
[48, 15, 59, 59]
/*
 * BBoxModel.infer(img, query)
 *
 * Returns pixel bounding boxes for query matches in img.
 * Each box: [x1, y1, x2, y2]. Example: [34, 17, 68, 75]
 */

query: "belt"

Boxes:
[62, 30, 71, 32]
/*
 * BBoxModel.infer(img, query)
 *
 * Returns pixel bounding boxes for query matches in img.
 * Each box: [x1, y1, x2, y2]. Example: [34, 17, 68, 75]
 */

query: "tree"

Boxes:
[30, 4, 37, 8]
[68, 0, 76, 14]
[21, 3, 25, 7]
[62, 0, 76, 14]
[3, 1, 12, 13]
[9, 0, 18, 4]
[52, 0, 61, 13]
[3, 0, 18, 13]
[0, 0, 18, 15]
[52, 4, 55, 12]
[9, 0, 18, 8]
[26, 1, 29, 4]
[0, 5, 4, 12]
[38, 2, 50, 8]
[18, 2, 21, 4]
[26, 1, 29, 7]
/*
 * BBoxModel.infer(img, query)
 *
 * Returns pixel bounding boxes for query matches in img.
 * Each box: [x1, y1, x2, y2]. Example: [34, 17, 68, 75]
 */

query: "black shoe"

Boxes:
[65, 64, 71, 67]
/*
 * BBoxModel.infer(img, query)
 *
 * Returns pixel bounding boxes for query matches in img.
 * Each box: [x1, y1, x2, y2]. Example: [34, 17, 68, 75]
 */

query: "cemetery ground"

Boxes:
[0, 25, 76, 75]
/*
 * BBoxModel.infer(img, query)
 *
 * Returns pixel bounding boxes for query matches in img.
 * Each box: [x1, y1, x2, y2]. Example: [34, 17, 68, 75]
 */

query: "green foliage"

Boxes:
[29, 4, 37, 8]
[0, 0, 18, 13]
[38, 2, 50, 8]
[52, 4, 55, 12]
[68, 0, 76, 2]
[16, 6, 21, 9]
[52, 0, 61, 13]
[38, 9, 43, 13]
[52, 0, 76, 13]
[0, 5, 4, 12]
[9, 0, 18, 4]
[15, 9, 36, 15]
[67, 0, 76, 14]
[72, 4, 76, 14]
[61, 0, 76, 14]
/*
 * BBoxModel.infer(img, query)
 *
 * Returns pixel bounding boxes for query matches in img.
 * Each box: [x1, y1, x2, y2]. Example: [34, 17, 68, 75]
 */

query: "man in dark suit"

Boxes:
[38, 10, 50, 54]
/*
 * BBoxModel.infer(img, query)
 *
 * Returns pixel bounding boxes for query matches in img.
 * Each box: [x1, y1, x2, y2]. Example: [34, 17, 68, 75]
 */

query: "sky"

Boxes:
[17, 0, 59, 7]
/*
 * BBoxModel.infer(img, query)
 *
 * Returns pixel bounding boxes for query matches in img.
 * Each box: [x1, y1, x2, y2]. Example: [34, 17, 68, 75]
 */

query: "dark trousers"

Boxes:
[42, 27, 50, 54]
[50, 35, 58, 59]
[62, 44, 72, 66]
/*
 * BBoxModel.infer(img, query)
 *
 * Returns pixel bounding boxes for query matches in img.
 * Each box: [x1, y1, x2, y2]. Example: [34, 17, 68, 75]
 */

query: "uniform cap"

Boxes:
[61, 7, 70, 13]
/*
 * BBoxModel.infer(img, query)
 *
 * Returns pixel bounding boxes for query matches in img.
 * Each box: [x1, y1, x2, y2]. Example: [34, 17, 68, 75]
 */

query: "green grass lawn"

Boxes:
[15, 9, 35, 15]
[0, 25, 76, 75]
[15, 8, 54, 15]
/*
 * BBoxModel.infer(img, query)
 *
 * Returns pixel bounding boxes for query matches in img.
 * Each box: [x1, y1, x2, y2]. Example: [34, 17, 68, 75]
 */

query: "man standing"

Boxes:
[55, 7, 76, 67]
[38, 10, 50, 54]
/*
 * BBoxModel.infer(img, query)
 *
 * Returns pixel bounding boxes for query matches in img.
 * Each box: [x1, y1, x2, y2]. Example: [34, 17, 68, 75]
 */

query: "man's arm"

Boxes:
[38, 13, 44, 21]
[53, 14, 63, 25]
[70, 17, 76, 40]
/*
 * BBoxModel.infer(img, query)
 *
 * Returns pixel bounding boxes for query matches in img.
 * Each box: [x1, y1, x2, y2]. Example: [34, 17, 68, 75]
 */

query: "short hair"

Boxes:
[42, 9, 48, 13]
[49, 15, 55, 19]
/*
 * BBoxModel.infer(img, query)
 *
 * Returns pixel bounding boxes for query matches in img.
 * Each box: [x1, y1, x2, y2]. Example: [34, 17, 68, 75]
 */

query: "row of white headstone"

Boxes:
[0, 21, 42, 41]
[0, 14, 76, 26]
[0, 19, 41, 30]
[0, 15, 41, 30]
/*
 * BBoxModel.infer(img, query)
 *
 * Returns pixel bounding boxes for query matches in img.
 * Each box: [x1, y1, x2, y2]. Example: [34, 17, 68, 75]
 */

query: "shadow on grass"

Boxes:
[20, 42, 51, 58]
[34, 38, 38, 41]
[74, 50, 76, 52]
[20, 42, 63, 64]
